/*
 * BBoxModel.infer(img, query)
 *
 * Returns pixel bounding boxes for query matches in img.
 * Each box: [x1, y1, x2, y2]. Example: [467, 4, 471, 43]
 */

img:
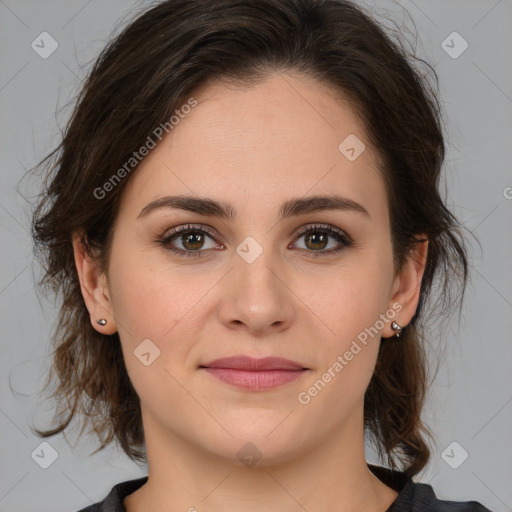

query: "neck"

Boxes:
[124, 406, 399, 512]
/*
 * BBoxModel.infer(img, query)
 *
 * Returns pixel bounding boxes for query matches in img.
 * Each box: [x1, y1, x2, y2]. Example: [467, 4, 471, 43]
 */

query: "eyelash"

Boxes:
[156, 223, 353, 258]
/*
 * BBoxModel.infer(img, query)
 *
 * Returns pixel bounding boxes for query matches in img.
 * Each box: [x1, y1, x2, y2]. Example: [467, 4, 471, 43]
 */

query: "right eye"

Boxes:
[157, 224, 224, 257]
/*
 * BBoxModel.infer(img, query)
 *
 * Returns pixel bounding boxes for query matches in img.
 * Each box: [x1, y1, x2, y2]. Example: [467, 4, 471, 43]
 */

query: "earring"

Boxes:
[391, 321, 403, 338]
[96, 319, 107, 326]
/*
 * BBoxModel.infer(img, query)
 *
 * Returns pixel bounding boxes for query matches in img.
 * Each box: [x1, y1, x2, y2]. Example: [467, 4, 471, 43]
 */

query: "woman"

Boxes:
[30, 0, 492, 510]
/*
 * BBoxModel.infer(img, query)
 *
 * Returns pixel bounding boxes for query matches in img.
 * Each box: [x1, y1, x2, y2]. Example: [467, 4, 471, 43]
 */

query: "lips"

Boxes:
[199, 356, 308, 391]
[200, 355, 306, 371]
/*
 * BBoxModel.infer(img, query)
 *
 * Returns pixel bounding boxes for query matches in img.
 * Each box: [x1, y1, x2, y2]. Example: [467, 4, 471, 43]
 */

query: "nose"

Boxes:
[217, 250, 295, 336]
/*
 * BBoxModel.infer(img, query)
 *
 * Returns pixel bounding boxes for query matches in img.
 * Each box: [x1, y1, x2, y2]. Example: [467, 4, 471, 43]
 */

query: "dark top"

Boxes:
[75, 464, 493, 512]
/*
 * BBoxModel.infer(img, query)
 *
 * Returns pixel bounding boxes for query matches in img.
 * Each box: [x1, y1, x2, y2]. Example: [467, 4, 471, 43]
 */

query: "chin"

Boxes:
[206, 420, 308, 468]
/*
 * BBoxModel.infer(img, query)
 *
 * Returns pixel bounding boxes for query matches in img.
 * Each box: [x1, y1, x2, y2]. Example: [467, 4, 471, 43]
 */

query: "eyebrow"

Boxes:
[137, 194, 370, 221]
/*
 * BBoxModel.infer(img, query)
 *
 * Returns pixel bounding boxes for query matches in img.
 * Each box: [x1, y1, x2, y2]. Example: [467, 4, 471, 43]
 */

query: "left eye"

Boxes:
[157, 223, 352, 258]
[292, 224, 352, 254]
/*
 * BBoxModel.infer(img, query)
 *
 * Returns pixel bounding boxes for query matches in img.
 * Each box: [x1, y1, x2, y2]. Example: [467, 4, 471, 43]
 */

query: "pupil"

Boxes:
[184, 232, 203, 250]
[307, 232, 327, 250]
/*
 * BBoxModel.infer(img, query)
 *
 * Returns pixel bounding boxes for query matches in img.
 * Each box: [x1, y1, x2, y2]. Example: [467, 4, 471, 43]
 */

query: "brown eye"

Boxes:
[304, 231, 329, 251]
[292, 224, 353, 256]
[180, 231, 206, 251]
[158, 224, 222, 257]
[157, 223, 353, 259]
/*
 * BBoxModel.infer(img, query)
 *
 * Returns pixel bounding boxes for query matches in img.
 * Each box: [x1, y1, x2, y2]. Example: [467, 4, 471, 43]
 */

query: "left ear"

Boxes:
[383, 236, 429, 338]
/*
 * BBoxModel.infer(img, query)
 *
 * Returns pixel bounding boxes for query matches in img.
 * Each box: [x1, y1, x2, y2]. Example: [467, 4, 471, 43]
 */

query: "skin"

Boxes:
[73, 71, 428, 512]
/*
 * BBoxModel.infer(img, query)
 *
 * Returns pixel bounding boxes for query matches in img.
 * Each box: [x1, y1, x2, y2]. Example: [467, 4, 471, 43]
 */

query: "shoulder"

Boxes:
[368, 464, 493, 512]
[72, 476, 148, 512]
[396, 479, 494, 512]
[74, 505, 100, 512]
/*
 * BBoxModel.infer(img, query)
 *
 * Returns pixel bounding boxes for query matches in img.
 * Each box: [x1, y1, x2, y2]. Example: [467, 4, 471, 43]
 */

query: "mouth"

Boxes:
[199, 356, 309, 391]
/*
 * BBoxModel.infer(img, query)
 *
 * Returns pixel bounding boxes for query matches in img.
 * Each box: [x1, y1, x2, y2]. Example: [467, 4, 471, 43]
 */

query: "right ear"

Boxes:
[71, 230, 118, 335]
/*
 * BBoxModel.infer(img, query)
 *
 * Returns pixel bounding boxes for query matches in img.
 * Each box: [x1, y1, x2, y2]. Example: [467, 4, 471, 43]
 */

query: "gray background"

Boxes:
[0, 0, 511, 511]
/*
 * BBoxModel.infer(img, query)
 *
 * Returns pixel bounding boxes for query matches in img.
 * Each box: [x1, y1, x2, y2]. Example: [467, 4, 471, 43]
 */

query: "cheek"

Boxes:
[107, 264, 191, 405]
[108, 267, 167, 342]
[305, 255, 392, 348]
[295, 274, 385, 423]
[106, 245, 219, 381]
[295, 246, 393, 397]
[107, 240, 198, 341]
[308, 280, 382, 384]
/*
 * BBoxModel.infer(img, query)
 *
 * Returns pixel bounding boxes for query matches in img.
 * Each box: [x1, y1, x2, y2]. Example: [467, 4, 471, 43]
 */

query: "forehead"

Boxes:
[118, 72, 387, 221]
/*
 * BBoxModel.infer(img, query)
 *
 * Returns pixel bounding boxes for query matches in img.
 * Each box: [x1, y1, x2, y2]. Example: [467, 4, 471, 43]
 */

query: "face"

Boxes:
[77, 71, 425, 467]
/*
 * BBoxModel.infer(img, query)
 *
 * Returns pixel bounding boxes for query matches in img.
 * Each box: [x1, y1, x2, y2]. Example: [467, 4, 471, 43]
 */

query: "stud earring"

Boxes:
[96, 319, 107, 326]
[391, 321, 403, 338]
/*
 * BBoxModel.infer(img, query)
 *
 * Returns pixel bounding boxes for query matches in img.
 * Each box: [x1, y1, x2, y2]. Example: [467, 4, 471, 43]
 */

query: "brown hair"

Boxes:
[29, 0, 470, 477]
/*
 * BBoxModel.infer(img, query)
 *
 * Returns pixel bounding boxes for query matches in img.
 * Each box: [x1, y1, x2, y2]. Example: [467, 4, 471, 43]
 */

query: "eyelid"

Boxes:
[160, 222, 350, 240]
[160, 223, 219, 242]
[293, 223, 349, 240]
[289, 223, 353, 254]
[157, 222, 353, 256]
